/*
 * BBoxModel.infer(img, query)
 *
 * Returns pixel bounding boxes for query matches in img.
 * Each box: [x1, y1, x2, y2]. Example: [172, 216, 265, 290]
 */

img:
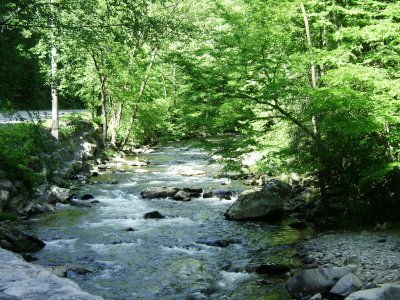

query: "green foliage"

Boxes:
[2, 0, 400, 223]
[0, 123, 56, 191]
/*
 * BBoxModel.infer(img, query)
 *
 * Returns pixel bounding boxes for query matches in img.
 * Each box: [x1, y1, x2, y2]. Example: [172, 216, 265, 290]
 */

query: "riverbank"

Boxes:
[299, 231, 400, 285]
[281, 230, 400, 299]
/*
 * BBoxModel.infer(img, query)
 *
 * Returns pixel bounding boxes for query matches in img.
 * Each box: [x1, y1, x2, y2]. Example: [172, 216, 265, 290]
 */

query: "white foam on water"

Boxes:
[78, 218, 143, 229]
[161, 245, 212, 256]
[88, 240, 142, 254]
[217, 271, 255, 290]
[115, 181, 138, 187]
[55, 203, 72, 209]
[44, 238, 79, 250]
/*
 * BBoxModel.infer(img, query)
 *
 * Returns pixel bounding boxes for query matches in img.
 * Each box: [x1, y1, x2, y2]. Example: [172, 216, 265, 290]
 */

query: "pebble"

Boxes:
[300, 231, 400, 285]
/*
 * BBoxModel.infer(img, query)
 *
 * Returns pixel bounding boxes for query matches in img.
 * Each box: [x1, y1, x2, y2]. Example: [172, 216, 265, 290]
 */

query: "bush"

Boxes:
[0, 123, 57, 192]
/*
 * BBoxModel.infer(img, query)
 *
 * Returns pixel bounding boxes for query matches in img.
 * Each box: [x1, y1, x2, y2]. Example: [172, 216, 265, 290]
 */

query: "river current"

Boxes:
[28, 143, 301, 299]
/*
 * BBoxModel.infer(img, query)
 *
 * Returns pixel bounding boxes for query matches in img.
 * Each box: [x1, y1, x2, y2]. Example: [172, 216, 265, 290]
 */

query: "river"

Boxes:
[27, 142, 305, 299]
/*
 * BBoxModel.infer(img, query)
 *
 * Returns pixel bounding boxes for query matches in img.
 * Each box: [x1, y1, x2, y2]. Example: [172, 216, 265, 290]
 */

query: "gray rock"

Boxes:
[182, 187, 203, 197]
[345, 285, 400, 300]
[309, 293, 322, 300]
[286, 266, 356, 299]
[19, 202, 55, 216]
[49, 185, 71, 203]
[0, 190, 10, 202]
[224, 180, 291, 220]
[97, 164, 108, 170]
[140, 187, 180, 199]
[202, 189, 213, 198]
[330, 273, 363, 297]
[0, 228, 45, 253]
[143, 211, 165, 219]
[0, 180, 17, 194]
[81, 194, 94, 200]
[80, 141, 97, 160]
[49, 264, 93, 278]
[173, 190, 191, 201]
[0, 248, 102, 299]
[0, 190, 10, 211]
[202, 188, 233, 199]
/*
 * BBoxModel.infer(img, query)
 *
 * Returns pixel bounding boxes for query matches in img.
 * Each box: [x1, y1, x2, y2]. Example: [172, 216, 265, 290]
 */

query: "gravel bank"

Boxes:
[299, 231, 400, 287]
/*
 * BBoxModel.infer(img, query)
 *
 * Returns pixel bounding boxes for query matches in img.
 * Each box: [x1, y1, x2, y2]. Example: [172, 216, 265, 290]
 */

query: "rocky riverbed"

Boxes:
[299, 231, 400, 285]
[285, 230, 400, 299]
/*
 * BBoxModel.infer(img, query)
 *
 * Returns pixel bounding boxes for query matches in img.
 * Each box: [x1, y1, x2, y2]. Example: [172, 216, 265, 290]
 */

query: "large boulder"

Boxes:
[0, 226, 45, 253]
[286, 266, 356, 299]
[224, 179, 291, 221]
[0, 248, 103, 299]
[140, 187, 180, 199]
[330, 273, 363, 298]
[345, 285, 400, 300]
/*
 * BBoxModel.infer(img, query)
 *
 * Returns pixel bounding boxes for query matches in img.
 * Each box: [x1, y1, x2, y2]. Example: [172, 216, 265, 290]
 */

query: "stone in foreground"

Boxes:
[0, 248, 103, 300]
[286, 266, 356, 299]
[330, 273, 362, 297]
[345, 285, 400, 300]
[224, 179, 291, 221]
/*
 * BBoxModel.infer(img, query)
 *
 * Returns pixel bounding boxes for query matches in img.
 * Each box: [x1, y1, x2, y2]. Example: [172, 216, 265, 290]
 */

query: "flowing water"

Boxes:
[28, 143, 306, 299]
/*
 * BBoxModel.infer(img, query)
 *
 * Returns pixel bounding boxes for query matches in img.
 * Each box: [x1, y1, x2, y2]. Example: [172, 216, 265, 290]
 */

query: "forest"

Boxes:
[1, 0, 400, 223]
[2, 1, 400, 299]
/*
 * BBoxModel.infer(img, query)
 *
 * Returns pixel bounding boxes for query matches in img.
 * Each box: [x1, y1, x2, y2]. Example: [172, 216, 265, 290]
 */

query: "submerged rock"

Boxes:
[140, 187, 180, 199]
[197, 239, 240, 248]
[143, 211, 165, 219]
[81, 194, 95, 200]
[286, 266, 356, 299]
[0, 248, 103, 299]
[49, 264, 93, 278]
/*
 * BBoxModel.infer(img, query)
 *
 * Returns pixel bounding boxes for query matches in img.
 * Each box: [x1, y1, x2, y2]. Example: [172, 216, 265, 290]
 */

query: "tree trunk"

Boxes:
[301, 2, 329, 211]
[91, 51, 108, 148]
[100, 76, 107, 148]
[50, 0, 59, 140]
[120, 48, 159, 149]
[301, 2, 317, 88]
[172, 62, 177, 107]
[110, 99, 123, 147]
